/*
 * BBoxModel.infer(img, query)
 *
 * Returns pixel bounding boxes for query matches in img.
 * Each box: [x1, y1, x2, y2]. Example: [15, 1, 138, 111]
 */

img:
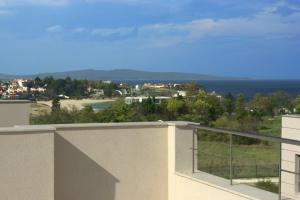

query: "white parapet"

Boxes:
[282, 115, 300, 200]
[0, 121, 281, 200]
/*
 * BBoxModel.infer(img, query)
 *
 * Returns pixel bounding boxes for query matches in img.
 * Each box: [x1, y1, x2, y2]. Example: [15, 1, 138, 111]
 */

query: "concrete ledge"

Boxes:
[52, 121, 195, 131]
[53, 121, 169, 130]
[0, 126, 56, 134]
[175, 172, 278, 200]
[0, 121, 196, 133]
[283, 115, 300, 119]
[0, 100, 31, 104]
[167, 121, 199, 129]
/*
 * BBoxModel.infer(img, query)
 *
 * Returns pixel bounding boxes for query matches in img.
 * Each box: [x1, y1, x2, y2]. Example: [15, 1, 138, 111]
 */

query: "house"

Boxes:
[124, 96, 171, 104]
[143, 83, 169, 89]
[173, 90, 187, 97]
[90, 89, 105, 98]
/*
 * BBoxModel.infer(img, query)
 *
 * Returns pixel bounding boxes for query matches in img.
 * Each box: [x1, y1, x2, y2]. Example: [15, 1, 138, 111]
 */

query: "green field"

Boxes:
[258, 116, 282, 137]
[197, 131, 280, 179]
[143, 88, 178, 96]
[197, 116, 282, 179]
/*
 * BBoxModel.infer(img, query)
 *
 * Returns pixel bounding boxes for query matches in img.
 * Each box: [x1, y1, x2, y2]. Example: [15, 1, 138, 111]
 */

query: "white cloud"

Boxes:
[40, 1, 300, 47]
[262, 1, 300, 14]
[91, 27, 135, 37]
[135, 4, 300, 47]
[68, 5, 300, 47]
[46, 25, 63, 33]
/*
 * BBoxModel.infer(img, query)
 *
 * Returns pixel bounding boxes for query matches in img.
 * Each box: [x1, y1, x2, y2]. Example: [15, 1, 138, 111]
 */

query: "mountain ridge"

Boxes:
[0, 69, 252, 81]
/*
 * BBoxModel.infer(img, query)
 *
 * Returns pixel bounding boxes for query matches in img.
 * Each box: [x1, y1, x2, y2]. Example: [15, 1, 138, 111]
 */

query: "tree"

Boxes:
[269, 91, 293, 115]
[184, 91, 224, 124]
[184, 81, 202, 97]
[97, 101, 133, 122]
[166, 98, 187, 119]
[77, 106, 98, 123]
[51, 97, 61, 113]
[251, 93, 273, 117]
[235, 93, 246, 120]
[34, 77, 43, 88]
[205, 94, 224, 122]
[251, 93, 262, 116]
[141, 96, 157, 115]
[296, 96, 300, 114]
[224, 93, 234, 115]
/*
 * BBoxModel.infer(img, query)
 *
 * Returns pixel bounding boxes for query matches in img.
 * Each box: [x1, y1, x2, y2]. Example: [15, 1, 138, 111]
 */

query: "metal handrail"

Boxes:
[188, 124, 300, 146]
[187, 124, 300, 200]
[281, 169, 300, 175]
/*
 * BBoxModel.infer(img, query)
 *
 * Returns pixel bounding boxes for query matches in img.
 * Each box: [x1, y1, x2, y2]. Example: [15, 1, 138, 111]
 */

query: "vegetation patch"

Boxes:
[255, 180, 278, 193]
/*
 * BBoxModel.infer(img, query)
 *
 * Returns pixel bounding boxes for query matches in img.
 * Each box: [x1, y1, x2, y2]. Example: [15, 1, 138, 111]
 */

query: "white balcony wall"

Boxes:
[281, 115, 300, 200]
[0, 127, 55, 200]
[53, 122, 169, 200]
[0, 121, 280, 200]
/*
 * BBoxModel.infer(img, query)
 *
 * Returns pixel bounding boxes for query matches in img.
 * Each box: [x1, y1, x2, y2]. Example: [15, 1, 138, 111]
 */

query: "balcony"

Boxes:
[0, 101, 299, 200]
[0, 116, 299, 200]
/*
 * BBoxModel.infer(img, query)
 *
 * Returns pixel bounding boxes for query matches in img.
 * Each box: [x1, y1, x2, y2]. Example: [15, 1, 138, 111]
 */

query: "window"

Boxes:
[296, 155, 300, 192]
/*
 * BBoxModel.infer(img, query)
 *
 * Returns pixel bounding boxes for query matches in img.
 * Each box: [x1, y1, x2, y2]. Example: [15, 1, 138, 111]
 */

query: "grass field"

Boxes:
[143, 88, 177, 96]
[258, 116, 282, 137]
[197, 116, 282, 179]
[197, 130, 280, 179]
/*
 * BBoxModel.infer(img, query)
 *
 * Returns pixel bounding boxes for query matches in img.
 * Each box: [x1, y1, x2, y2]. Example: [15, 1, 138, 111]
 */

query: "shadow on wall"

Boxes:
[54, 134, 120, 200]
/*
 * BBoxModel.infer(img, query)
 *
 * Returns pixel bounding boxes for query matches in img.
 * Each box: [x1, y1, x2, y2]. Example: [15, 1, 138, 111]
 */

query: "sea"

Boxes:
[89, 101, 114, 112]
[89, 80, 300, 111]
[119, 80, 300, 100]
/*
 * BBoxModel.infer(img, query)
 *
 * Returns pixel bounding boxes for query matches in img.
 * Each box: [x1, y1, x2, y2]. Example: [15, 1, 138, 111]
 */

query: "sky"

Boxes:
[0, 0, 299, 79]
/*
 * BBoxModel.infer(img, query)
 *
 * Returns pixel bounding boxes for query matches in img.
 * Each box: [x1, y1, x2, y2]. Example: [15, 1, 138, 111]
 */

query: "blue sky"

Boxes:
[0, 0, 299, 79]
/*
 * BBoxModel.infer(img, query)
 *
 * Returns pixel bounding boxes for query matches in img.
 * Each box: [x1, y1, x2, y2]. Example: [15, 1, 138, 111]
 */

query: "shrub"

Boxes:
[255, 180, 278, 193]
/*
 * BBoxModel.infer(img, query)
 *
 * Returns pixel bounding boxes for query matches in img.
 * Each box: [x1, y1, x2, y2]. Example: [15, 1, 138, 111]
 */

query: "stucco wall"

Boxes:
[0, 127, 55, 200]
[0, 100, 30, 127]
[0, 121, 278, 200]
[53, 123, 169, 200]
[281, 116, 300, 200]
[0, 122, 169, 200]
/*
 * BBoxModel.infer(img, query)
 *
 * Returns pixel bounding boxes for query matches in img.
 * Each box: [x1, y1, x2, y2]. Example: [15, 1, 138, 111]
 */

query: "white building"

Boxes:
[125, 96, 171, 104]
[173, 91, 187, 97]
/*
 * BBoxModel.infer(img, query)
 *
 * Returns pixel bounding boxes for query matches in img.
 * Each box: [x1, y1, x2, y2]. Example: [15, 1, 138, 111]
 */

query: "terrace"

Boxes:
[0, 101, 299, 200]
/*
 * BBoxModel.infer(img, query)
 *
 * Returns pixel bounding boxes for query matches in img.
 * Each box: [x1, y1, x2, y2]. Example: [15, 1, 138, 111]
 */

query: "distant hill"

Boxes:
[0, 69, 250, 81]
[0, 73, 22, 80]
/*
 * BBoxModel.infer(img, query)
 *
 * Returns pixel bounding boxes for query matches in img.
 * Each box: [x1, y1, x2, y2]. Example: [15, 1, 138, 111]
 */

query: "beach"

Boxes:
[36, 99, 116, 110]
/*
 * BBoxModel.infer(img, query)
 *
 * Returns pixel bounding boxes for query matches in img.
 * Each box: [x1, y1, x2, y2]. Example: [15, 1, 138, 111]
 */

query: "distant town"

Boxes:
[0, 79, 46, 99]
[0, 77, 205, 104]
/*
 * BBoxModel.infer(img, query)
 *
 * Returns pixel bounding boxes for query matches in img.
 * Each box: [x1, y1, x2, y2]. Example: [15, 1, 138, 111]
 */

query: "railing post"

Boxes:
[230, 134, 233, 185]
